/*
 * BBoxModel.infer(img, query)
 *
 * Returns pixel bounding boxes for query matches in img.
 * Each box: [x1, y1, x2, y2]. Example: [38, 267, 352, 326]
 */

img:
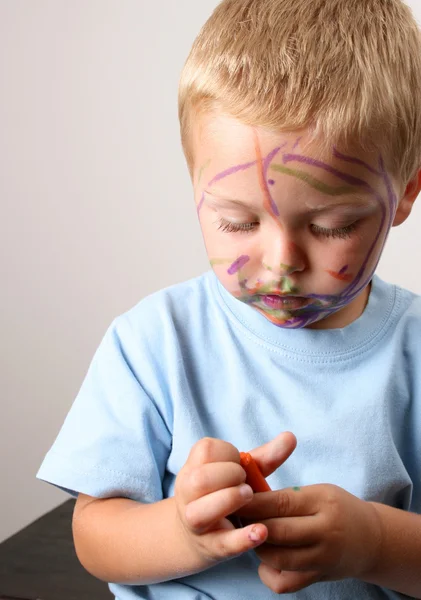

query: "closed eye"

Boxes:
[217, 218, 259, 234]
[310, 223, 358, 239]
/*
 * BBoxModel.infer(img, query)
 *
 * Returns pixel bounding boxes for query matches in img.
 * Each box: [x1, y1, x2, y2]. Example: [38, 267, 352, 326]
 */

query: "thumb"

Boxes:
[249, 431, 297, 478]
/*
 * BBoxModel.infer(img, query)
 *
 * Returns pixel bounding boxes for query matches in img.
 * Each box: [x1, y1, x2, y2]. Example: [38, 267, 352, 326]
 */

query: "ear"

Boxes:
[393, 168, 421, 226]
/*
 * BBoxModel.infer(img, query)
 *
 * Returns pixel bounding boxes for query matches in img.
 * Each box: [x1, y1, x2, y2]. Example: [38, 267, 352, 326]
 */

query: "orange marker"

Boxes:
[240, 452, 271, 492]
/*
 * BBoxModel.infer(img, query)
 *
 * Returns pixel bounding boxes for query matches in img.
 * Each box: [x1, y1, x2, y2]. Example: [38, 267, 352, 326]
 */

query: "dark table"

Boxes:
[0, 499, 112, 600]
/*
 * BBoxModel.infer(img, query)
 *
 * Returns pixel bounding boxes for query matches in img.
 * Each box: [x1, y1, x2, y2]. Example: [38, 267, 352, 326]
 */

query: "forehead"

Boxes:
[192, 111, 388, 199]
[192, 112, 380, 178]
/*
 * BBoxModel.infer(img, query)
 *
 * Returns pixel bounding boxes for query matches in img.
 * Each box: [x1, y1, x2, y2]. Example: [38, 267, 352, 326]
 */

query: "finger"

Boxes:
[258, 563, 321, 595]
[237, 486, 317, 520]
[256, 542, 321, 572]
[262, 515, 321, 546]
[187, 437, 240, 468]
[185, 461, 247, 502]
[249, 431, 297, 478]
[185, 483, 254, 533]
[206, 522, 268, 562]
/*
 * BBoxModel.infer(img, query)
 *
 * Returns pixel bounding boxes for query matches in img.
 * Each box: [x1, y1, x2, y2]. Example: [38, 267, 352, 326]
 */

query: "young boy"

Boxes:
[37, 0, 421, 598]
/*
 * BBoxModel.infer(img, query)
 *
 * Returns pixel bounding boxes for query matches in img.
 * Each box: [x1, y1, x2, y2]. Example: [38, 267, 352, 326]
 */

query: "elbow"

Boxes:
[71, 497, 110, 583]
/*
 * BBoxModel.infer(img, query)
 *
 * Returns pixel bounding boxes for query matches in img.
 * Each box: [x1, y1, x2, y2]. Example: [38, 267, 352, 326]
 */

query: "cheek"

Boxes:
[203, 232, 256, 261]
[321, 232, 383, 286]
[325, 241, 360, 267]
[212, 263, 248, 295]
[206, 241, 261, 293]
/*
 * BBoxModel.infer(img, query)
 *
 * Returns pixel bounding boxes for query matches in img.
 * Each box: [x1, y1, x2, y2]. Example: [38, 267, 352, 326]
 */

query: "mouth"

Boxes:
[254, 294, 311, 311]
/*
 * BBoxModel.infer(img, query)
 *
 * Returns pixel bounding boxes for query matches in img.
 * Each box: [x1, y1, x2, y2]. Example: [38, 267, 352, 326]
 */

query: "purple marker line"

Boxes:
[197, 191, 205, 214]
[339, 265, 349, 275]
[208, 160, 257, 187]
[196, 160, 257, 215]
[342, 219, 386, 297]
[284, 317, 305, 328]
[337, 207, 386, 298]
[334, 154, 394, 299]
[197, 145, 287, 216]
[344, 162, 397, 299]
[280, 151, 389, 300]
[200, 144, 396, 325]
[262, 143, 287, 217]
[333, 148, 382, 176]
[281, 150, 393, 300]
[292, 137, 302, 151]
[344, 180, 391, 298]
[378, 155, 398, 231]
[227, 255, 250, 275]
[283, 154, 371, 188]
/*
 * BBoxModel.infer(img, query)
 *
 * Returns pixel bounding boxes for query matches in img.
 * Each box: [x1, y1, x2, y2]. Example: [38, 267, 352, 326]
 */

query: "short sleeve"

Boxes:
[37, 316, 172, 503]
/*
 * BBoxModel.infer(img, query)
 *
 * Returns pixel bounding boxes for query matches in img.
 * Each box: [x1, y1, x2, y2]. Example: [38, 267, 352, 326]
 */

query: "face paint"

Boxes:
[292, 137, 302, 151]
[279, 263, 298, 276]
[332, 147, 382, 176]
[195, 117, 398, 329]
[271, 163, 354, 196]
[196, 159, 212, 186]
[227, 255, 250, 275]
[197, 159, 258, 214]
[326, 266, 354, 282]
[253, 130, 285, 219]
[209, 258, 234, 268]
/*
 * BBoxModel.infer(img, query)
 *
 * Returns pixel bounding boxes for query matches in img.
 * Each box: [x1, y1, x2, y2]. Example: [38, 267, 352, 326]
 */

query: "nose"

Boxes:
[262, 230, 307, 277]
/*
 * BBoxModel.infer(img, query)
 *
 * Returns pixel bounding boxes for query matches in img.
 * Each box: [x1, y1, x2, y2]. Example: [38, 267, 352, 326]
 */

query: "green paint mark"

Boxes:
[197, 159, 211, 186]
[235, 276, 301, 298]
[271, 164, 354, 196]
[260, 307, 292, 317]
[280, 263, 296, 276]
[293, 487, 301, 492]
[251, 278, 298, 295]
[210, 258, 232, 267]
[253, 282, 273, 294]
[280, 277, 295, 294]
[237, 268, 248, 288]
[264, 263, 296, 277]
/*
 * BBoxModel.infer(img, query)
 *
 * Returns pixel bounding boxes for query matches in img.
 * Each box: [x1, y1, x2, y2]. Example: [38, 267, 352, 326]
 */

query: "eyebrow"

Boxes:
[306, 198, 378, 214]
[204, 190, 378, 212]
[204, 191, 252, 208]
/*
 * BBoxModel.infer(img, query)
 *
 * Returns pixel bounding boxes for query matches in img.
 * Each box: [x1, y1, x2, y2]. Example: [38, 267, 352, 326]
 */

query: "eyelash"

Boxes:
[310, 223, 358, 239]
[217, 219, 259, 234]
[217, 218, 358, 239]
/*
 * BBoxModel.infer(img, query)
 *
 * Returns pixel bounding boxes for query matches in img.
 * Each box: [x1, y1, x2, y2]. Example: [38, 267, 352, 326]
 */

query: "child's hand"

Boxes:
[236, 483, 382, 594]
[174, 433, 296, 571]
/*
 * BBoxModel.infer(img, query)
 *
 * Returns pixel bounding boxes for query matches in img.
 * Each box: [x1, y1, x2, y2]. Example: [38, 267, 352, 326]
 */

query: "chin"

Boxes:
[252, 305, 322, 329]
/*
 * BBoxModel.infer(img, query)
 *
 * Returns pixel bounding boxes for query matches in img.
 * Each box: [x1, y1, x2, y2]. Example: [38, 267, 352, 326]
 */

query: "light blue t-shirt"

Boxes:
[37, 272, 421, 599]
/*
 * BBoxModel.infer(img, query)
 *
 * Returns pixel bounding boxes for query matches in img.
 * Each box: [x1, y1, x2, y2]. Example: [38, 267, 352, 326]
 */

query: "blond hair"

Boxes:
[179, 0, 421, 184]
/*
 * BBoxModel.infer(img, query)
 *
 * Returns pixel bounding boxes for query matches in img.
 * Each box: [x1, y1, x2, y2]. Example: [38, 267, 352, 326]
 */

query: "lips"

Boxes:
[259, 294, 310, 310]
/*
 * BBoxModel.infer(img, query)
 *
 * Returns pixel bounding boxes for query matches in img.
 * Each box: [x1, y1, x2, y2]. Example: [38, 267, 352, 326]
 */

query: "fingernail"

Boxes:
[248, 526, 261, 542]
[239, 483, 253, 499]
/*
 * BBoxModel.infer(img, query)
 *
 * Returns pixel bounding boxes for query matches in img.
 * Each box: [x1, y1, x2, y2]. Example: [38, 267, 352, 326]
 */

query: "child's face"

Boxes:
[192, 112, 413, 329]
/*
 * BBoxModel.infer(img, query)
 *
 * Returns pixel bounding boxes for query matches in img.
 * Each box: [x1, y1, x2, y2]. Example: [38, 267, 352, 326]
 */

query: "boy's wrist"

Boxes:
[359, 501, 384, 581]
[173, 498, 217, 574]
[360, 502, 421, 598]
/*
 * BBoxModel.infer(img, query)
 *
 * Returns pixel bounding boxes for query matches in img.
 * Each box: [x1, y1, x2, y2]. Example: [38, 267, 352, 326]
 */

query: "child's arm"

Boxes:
[362, 501, 421, 597]
[73, 494, 211, 584]
[72, 438, 268, 584]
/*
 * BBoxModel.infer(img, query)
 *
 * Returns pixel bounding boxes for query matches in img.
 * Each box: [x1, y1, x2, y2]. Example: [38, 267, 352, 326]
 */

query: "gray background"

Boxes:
[1, 0, 420, 543]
